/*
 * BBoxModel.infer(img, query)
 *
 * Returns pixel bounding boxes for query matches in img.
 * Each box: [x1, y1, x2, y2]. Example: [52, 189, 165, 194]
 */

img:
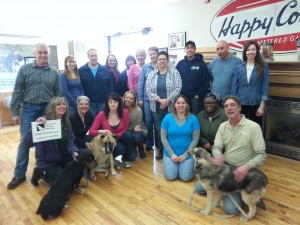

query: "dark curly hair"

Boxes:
[104, 93, 123, 119]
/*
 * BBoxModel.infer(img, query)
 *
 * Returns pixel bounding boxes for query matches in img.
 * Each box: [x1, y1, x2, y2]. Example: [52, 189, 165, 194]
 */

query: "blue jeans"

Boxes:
[163, 155, 194, 181]
[14, 102, 48, 179]
[143, 100, 157, 149]
[189, 97, 203, 115]
[120, 131, 141, 161]
[152, 107, 168, 151]
[195, 181, 243, 215]
[89, 102, 105, 118]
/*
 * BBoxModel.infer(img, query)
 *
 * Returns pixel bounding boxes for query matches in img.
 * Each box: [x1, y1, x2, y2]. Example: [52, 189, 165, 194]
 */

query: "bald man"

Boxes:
[209, 40, 243, 102]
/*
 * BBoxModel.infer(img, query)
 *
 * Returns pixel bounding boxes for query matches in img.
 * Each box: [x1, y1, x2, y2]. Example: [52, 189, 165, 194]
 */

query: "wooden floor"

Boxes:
[1, 126, 300, 225]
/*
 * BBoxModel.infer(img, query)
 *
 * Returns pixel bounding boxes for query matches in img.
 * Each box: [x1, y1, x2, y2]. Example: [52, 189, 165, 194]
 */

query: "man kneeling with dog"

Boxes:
[194, 95, 267, 219]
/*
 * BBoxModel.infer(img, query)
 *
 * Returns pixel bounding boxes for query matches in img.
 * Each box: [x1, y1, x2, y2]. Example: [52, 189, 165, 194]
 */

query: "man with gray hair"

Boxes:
[7, 43, 60, 189]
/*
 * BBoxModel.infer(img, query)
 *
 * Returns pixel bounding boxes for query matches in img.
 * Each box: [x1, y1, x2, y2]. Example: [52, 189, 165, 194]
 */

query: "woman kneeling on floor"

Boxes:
[25, 97, 81, 186]
[161, 95, 200, 181]
[123, 91, 148, 159]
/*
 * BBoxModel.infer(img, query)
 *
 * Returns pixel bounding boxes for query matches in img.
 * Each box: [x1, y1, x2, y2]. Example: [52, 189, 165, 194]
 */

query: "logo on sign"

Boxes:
[210, 0, 300, 53]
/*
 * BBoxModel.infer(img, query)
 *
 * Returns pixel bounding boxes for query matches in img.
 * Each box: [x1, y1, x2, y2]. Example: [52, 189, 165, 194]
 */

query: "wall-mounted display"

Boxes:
[168, 32, 186, 50]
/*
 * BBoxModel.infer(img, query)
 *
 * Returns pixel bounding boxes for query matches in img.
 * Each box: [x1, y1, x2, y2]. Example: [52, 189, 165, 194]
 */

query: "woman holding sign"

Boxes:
[24, 97, 79, 186]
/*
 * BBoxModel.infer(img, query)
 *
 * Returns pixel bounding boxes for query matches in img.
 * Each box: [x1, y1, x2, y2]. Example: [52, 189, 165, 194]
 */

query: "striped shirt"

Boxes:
[11, 61, 60, 116]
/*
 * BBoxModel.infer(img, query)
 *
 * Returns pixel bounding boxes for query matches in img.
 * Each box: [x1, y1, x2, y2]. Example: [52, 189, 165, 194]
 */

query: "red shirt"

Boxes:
[89, 109, 129, 138]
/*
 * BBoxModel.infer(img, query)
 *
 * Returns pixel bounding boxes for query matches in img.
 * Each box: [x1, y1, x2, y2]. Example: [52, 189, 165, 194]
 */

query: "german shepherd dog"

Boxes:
[36, 150, 98, 220]
[188, 148, 268, 222]
[90, 133, 118, 180]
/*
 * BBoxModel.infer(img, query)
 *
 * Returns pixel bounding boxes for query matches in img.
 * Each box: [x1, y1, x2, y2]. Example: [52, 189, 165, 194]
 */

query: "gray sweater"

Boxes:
[128, 106, 148, 137]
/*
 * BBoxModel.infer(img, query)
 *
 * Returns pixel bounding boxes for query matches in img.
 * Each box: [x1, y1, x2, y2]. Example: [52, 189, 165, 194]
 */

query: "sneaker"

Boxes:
[123, 161, 132, 168]
[7, 177, 26, 189]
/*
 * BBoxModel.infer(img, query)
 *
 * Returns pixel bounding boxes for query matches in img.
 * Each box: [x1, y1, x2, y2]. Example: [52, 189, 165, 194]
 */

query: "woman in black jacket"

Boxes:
[69, 96, 94, 149]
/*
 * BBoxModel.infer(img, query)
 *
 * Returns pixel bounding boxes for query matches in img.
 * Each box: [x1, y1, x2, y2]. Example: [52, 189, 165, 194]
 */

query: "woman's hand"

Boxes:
[85, 142, 93, 150]
[98, 129, 111, 135]
[203, 143, 212, 152]
[177, 154, 186, 163]
[134, 125, 141, 132]
[138, 101, 144, 108]
[256, 107, 264, 117]
[159, 98, 169, 109]
[171, 154, 179, 162]
[36, 117, 46, 123]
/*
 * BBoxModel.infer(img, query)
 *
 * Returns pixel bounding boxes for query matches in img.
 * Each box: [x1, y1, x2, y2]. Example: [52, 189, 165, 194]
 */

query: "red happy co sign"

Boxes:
[210, 0, 300, 53]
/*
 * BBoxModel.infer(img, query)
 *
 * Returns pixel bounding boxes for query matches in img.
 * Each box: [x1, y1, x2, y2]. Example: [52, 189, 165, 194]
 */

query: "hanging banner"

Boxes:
[210, 0, 300, 53]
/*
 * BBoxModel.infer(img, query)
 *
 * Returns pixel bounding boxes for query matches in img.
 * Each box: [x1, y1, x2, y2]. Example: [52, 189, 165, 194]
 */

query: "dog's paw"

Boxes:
[201, 208, 211, 215]
[90, 175, 97, 181]
[111, 170, 117, 176]
[240, 215, 249, 222]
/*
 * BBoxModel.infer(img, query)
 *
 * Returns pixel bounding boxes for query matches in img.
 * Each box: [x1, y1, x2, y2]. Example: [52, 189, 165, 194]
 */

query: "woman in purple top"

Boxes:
[60, 55, 84, 115]
[24, 97, 79, 186]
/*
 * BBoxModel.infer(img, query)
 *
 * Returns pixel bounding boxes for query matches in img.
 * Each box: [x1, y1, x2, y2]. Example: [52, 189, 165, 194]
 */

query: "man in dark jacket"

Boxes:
[176, 40, 211, 115]
[78, 49, 114, 117]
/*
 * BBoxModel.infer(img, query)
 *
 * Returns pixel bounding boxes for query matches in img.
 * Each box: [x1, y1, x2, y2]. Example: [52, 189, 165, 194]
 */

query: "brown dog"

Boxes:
[90, 133, 118, 180]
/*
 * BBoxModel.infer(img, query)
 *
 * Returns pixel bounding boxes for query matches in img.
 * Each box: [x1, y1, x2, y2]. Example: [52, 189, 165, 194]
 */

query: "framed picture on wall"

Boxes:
[169, 54, 178, 67]
[158, 47, 168, 53]
[168, 32, 186, 50]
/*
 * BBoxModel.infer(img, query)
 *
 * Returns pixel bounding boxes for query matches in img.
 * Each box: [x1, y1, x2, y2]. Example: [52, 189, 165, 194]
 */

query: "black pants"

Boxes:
[241, 105, 262, 127]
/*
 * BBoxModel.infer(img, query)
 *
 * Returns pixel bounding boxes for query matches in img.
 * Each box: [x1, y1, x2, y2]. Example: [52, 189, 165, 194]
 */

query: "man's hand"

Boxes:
[211, 154, 225, 165]
[234, 164, 250, 182]
[12, 116, 20, 125]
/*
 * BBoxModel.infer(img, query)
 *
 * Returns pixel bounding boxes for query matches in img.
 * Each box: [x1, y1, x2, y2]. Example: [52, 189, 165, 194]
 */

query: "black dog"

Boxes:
[36, 150, 97, 220]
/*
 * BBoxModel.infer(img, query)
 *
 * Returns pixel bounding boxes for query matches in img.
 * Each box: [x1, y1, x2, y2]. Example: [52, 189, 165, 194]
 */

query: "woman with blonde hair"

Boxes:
[105, 53, 120, 92]
[123, 91, 148, 159]
[24, 97, 79, 186]
[60, 55, 84, 115]
[128, 49, 147, 93]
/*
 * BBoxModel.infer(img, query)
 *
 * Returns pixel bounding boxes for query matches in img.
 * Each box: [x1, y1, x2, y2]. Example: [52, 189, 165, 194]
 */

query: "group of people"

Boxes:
[7, 39, 269, 217]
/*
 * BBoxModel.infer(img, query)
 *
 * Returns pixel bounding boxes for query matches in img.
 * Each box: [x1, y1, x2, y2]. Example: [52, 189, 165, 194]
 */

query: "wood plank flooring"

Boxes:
[0, 126, 300, 225]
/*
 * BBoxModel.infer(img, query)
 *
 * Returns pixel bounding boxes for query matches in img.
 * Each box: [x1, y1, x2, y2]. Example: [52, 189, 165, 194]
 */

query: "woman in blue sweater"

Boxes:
[232, 41, 269, 127]
[161, 95, 200, 181]
[60, 55, 84, 115]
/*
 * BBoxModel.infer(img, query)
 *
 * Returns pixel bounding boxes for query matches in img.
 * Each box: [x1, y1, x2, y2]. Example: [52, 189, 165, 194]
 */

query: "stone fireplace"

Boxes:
[264, 98, 300, 160]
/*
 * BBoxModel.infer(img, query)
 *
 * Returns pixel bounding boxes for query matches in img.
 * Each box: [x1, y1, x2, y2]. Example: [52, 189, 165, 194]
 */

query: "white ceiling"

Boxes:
[0, 0, 185, 37]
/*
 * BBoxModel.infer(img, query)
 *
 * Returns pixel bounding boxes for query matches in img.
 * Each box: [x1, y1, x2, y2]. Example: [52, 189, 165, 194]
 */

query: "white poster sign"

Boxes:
[31, 119, 62, 143]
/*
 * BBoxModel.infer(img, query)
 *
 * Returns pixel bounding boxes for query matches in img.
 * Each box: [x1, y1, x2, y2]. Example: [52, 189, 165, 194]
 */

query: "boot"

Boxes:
[137, 142, 146, 159]
[31, 167, 43, 186]
[156, 149, 163, 160]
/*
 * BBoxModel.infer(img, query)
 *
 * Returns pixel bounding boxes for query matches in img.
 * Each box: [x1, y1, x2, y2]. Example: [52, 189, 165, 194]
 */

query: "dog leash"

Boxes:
[188, 187, 249, 219]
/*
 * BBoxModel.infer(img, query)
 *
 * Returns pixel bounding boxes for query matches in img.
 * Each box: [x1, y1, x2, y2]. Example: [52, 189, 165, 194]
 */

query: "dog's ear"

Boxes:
[111, 134, 119, 140]
[99, 133, 106, 140]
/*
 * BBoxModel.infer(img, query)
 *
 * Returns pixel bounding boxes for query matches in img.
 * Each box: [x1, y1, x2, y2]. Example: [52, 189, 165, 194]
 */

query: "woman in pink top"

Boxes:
[128, 49, 147, 93]
[89, 93, 133, 168]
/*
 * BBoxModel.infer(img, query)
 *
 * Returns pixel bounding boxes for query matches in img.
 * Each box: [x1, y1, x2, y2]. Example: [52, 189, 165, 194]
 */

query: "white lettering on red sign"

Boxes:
[211, 0, 300, 53]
